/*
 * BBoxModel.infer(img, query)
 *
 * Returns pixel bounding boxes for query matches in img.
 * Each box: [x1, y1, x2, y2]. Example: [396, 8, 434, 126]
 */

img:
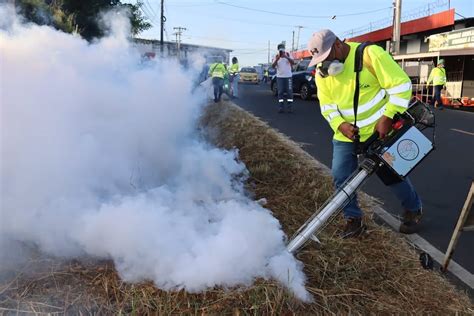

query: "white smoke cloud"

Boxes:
[0, 4, 310, 301]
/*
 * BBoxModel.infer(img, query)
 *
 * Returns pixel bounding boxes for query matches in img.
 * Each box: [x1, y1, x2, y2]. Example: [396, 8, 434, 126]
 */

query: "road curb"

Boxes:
[373, 204, 474, 290]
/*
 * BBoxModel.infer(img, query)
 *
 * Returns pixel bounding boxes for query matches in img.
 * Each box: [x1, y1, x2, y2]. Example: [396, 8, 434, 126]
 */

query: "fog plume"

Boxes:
[0, 5, 310, 301]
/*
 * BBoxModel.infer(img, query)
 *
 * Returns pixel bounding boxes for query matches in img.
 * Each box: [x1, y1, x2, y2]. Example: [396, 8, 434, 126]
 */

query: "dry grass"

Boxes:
[0, 100, 472, 315]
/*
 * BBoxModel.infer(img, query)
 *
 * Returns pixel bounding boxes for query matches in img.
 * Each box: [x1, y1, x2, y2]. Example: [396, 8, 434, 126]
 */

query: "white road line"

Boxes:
[451, 128, 474, 136]
[373, 205, 474, 289]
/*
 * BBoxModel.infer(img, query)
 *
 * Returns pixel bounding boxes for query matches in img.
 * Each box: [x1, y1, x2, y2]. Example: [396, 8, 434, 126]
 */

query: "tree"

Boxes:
[123, 2, 152, 36]
[61, 0, 120, 40]
[15, 0, 151, 40]
[15, 0, 76, 34]
[61, 0, 152, 40]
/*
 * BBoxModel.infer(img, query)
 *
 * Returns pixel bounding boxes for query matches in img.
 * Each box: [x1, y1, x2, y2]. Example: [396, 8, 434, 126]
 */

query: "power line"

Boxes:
[215, 1, 392, 19]
[143, 0, 158, 18]
[142, 1, 156, 20]
[184, 34, 265, 45]
[167, 2, 215, 7]
[139, 1, 156, 24]
[141, 9, 155, 25]
[166, 4, 320, 29]
[205, 15, 316, 29]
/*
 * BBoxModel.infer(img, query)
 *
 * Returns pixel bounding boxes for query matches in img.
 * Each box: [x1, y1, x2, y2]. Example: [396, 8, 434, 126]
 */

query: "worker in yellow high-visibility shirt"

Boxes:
[427, 59, 446, 110]
[307, 29, 423, 238]
[263, 68, 269, 83]
[229, 57, 240, 99]
[208, 57, 228, 103]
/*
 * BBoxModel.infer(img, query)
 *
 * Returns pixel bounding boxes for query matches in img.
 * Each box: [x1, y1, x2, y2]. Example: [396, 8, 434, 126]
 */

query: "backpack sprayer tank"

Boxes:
[287, 99, 435, 254]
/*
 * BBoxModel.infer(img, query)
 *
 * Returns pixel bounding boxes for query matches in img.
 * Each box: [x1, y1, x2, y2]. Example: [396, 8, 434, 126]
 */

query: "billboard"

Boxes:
[428, 27, 474, 51]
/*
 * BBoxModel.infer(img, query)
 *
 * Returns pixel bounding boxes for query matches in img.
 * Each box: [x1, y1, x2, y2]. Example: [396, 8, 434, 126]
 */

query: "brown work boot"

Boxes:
[340, 217, 366, 239]
[399, 208, 423, 234]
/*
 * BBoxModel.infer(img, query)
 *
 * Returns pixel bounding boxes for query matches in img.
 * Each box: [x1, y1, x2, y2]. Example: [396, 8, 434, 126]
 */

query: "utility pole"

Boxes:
[267, 40, 270, 64]
[295, 25, 303, 51]
[173, 26, 186, 59]
[160, 0, 164, 54]
[392, 0, 402, 55]
[292, 31, 295, 51]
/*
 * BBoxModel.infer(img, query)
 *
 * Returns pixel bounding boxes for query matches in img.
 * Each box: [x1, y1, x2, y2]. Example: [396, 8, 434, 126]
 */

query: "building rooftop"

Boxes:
[133, 38, 233, 52]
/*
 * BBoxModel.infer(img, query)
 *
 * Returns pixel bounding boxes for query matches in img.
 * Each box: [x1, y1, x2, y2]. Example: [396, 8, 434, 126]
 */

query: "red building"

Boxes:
[292, 10, 474, 105]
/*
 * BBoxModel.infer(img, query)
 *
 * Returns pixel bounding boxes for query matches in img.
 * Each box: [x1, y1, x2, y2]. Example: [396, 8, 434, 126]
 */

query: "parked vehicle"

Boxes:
[239, 67, 259, 84]
[268, 67, 276, 76]
[270, 59, 317, 101]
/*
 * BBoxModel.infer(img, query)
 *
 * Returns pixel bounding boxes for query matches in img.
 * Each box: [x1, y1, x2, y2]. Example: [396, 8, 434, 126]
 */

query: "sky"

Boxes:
[130, 0, 473, 66]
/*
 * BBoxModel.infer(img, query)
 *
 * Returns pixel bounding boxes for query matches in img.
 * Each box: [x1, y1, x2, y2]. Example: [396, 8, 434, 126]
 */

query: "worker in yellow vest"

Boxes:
[229, 57, 240, 99]
[427, 59, 446, 110]
[307, 29, 422, 238]
[208, 57, 228, 103]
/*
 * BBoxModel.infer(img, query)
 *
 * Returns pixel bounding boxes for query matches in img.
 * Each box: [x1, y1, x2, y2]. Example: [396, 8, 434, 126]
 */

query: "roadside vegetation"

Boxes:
[0, 101, 472, 314]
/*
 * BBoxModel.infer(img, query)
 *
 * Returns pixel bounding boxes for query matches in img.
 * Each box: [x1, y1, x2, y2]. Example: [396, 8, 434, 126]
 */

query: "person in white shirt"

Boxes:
[272, 43, 295, 113]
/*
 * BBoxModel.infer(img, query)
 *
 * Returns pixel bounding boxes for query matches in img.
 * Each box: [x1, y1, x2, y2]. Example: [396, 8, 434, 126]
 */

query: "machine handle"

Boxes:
[360, 117, 405, 153]
[360, 131, 380, 153]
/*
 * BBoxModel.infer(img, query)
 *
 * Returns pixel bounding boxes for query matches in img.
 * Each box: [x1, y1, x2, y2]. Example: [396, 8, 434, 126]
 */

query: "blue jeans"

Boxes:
[212, 77, 224, 100]
[277, 77, 293, 107]
[232, 74, 239, 97]
[432, 85, 444, 108]
[332, 140, 422, 218]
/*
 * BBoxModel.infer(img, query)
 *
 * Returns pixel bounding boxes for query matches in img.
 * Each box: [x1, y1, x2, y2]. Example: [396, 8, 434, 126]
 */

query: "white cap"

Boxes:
[307, 29, 337, 67]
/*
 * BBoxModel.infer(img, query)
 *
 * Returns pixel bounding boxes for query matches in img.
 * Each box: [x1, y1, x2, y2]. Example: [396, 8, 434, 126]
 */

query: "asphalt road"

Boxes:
[233, 83, 474, 275]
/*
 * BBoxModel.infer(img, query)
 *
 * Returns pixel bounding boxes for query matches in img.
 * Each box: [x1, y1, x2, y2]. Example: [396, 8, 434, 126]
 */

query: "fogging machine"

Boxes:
[287, 99, 435, 253]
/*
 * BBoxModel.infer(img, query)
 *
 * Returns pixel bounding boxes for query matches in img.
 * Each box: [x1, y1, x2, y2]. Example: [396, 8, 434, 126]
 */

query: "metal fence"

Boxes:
[341, 0, 450, 39]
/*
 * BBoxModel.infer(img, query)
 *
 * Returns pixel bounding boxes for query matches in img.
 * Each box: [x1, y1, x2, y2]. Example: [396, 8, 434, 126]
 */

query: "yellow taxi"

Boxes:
[239, 67, 259, 84]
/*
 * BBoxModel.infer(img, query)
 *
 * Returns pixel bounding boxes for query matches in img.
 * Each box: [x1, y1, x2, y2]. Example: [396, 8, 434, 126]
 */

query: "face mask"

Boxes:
[317, 60, 344, 78]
